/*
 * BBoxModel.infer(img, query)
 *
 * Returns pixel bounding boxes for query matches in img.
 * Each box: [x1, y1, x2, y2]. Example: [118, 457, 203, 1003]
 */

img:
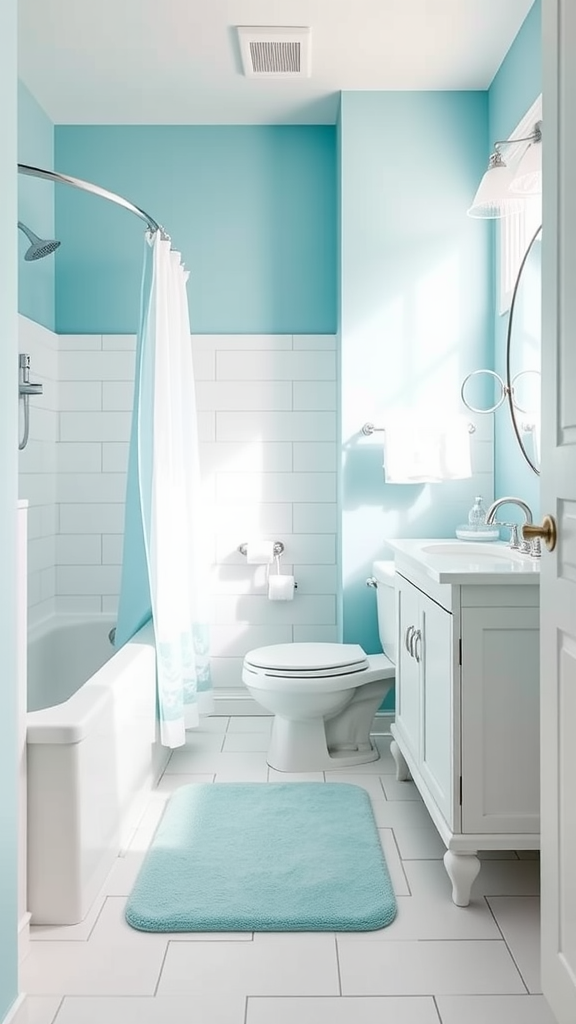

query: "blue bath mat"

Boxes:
[125, 782, 397, 932]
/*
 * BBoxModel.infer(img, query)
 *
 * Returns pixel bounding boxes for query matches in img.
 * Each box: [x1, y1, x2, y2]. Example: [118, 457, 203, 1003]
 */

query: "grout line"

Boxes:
[388, 826, 412, 896]
[432, 994, 445, 1023]
[48, 996, 65, 1024]
[334, 933, 343, 996]
[484, 897, 531, 994]
[153, 939, 171, 996]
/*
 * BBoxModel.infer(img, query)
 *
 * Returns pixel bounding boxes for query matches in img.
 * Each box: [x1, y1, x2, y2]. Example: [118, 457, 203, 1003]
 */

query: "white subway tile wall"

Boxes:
[17, 322, 341, 697]
[17, 321, 494, 701]
[56, 333, 136, 618]
[18, 317, 59, 626]
[198, 333, 339, 692]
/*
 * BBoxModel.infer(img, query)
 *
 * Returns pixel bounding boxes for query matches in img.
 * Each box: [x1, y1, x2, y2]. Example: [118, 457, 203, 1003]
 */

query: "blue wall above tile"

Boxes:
[18, 81, 56, 330]
[54, 125, 337, 336]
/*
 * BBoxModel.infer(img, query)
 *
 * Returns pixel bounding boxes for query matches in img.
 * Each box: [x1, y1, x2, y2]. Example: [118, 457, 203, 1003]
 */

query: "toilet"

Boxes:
[242, 560, 396, 772]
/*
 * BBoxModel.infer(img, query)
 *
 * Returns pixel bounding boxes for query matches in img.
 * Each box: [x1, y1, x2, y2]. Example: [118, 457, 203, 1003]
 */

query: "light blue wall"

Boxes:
[339, 91, 491, 656]
[54, 126, 337, 335]
[489, 0, 541, 513]
[0, 0, 20, 1019]
[18, 80, 56, 330]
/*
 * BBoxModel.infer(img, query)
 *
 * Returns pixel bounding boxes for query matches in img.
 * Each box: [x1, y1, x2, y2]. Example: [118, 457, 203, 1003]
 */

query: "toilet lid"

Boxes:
[244, 642, 369, 678]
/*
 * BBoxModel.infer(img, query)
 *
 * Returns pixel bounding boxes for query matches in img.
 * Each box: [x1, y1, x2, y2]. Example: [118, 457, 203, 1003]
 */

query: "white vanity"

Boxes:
[387, 539, 540, 906]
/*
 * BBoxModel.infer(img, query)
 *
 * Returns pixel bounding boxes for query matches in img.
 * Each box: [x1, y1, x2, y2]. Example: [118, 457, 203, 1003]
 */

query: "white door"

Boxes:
[540, 1, 576, 1019]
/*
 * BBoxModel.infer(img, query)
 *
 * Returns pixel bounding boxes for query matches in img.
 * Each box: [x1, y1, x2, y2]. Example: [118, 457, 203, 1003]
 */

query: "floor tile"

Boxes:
[487, 897, 542, 993]
[227, 716, 272, 733]
[91, 896, 252, 945]
[191, 716, 230, 733]
[97, 851, 146, 897]
[157, 933, 340, 996]
[380, 777, 423, 801]
[393, 827, 447, 860]
[11, 997, 63, 1024]
[435, 994, 556, 1024]
[222, 733, 270, 753]
[338, 939, 526, 995]
[246, 995, 441, 1023]
[320, 774, 386, 800]
[30, 896, 106, 942]
[378, 829, 410, 897]
[268, 770, 325, 782]
[325, 738, 396, 775]
[339, 887, 500, 943]
[163, 750, 268, 779]
[393, 827, 519, 862]
[173, 732, 225, 754]
[370, 798, 434, 829]
[135, 774, 215, 834]
[403, 858, 540, 902]
[19, 935, 167, 996]
[53, 995, 245, 1024]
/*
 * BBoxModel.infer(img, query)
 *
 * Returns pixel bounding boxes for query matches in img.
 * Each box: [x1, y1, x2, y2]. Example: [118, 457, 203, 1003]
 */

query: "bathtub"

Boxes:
[26, 615, 169, 925]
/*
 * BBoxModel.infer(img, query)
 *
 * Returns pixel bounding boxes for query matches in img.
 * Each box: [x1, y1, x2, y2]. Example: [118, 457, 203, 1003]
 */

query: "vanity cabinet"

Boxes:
[390, 562, 540, 906]
[396, 577, 455, 828]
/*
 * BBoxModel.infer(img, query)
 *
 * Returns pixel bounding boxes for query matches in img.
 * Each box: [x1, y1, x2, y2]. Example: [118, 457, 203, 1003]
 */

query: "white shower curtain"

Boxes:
[116, 231, 213, 747]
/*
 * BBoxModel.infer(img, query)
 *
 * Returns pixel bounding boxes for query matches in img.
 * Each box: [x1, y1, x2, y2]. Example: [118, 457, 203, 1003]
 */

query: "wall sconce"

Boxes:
[468, 121, 542, 219]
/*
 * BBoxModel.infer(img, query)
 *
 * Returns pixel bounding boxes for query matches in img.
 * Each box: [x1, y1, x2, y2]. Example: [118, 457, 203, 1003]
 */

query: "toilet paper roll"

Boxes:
[246, 540, 274, 565]
[268, 574, 295, 601]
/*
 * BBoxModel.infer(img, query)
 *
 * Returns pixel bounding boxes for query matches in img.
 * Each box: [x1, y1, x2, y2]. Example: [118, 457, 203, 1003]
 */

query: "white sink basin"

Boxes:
[387, 538, 540, 584]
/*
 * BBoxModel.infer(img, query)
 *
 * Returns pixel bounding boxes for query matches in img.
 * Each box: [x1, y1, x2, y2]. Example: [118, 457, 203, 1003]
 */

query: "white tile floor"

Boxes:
[16, 717, 556, 1024]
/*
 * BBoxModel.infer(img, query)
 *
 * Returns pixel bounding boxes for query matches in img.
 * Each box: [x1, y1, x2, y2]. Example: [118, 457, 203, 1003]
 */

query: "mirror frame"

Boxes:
[505, 222, 542, 476]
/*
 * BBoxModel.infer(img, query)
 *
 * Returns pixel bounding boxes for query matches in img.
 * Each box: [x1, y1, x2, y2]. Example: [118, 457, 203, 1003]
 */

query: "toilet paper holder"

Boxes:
[238, 541, 285, 557]
[237, 541, 298, 588]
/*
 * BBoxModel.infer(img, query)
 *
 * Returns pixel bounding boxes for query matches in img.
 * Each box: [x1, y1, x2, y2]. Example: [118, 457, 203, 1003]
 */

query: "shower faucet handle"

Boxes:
[19, 353, 31, 382]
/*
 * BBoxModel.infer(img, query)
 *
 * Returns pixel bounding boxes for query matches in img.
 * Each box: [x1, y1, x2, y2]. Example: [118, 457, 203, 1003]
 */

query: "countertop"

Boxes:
[387, 538, 541, 586]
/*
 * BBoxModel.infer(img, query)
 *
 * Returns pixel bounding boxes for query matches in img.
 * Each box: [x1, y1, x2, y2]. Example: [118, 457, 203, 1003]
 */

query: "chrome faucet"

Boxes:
[485, 497, 539, 556]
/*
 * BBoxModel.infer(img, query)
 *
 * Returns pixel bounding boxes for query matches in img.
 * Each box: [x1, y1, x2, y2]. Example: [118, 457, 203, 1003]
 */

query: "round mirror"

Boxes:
[506, 223, 542, 475]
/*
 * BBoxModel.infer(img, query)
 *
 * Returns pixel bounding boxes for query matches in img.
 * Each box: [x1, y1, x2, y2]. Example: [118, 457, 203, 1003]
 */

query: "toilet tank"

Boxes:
[372, 560, 396, 664]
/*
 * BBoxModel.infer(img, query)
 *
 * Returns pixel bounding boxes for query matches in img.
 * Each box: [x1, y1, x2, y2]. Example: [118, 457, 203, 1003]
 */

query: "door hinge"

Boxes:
[458, 637, 462, 665]
[459, 776, 463, 804]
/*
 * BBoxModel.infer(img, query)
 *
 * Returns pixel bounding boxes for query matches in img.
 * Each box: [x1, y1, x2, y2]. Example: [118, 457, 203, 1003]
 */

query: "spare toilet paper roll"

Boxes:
[246, 540, 274, 565]
[268, 574, 295, 601]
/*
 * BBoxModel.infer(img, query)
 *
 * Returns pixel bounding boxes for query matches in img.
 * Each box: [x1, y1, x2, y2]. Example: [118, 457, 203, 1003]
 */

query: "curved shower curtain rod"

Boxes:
[17, 163, 167, 238]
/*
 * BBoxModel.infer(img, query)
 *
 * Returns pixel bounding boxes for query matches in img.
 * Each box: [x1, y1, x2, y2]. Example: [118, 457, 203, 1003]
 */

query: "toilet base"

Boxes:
[267, 714, 380, 773]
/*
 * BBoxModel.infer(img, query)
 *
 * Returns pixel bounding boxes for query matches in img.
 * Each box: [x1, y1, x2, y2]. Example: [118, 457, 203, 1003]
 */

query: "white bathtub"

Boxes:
[26, 615, 169, 925]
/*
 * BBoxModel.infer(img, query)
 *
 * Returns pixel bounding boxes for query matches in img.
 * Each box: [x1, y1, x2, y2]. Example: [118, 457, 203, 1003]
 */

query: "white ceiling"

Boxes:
[18, 0, 535, 125]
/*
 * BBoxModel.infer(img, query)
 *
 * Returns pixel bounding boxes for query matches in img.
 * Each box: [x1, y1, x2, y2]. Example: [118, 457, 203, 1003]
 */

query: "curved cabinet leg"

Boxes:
[443, 850, 481, 907]
[390, 739, 412, 782]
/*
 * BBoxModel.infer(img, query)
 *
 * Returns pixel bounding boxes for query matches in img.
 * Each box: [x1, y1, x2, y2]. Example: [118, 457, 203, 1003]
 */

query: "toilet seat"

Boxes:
[245, 642, 369, 677]
[243, 642, 392, 695]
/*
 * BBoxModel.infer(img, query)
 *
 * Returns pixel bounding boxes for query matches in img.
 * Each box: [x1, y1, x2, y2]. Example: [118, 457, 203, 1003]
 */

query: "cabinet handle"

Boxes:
[413, 629, 422, 663]
[405, 625, 415, 655]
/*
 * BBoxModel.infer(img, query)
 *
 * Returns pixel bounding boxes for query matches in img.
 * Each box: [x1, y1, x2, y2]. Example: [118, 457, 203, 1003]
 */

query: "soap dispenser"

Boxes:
[455, 496, 500, 542]
[468, 496, 487, 528]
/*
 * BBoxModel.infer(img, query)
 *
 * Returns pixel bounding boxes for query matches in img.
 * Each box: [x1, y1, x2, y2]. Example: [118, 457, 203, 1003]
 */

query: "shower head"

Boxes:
[18, 221, 61, 261]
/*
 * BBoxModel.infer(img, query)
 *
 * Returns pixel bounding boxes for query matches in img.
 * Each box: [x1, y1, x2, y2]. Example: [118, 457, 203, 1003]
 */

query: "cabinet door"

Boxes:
[395, 577, 422, 764]
[461, 606, 540, 834]
[419, 595, 455, 828]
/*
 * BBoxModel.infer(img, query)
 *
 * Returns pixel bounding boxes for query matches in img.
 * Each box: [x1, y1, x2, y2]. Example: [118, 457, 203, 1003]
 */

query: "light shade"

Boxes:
[467, 159, 526, 219]
[510, 140, 542, 195]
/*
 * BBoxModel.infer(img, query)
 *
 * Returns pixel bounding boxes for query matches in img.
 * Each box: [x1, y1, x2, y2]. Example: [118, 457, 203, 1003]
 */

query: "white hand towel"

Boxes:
[382, 413, 472, 483]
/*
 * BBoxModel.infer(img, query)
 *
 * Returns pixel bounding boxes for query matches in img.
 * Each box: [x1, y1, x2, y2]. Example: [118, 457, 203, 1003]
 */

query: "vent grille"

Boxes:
[250, 41, 301, 75]
[237, 27, 311, 78]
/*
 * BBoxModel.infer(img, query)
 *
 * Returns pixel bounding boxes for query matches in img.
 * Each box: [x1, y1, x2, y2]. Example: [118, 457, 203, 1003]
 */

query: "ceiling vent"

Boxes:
[237, 26, 311, 78]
